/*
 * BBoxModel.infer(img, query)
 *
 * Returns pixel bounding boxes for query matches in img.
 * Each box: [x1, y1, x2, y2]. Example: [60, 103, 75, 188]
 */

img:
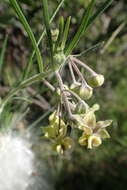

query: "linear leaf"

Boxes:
[61, 16, 71, 50]
[9, 0, 43, 72]
[55, 16, 65, 51]
[0, 35, 8, 73]
[22, 0, 65, 79]
[2, 70, 52, 107]
[42, 0, 53, 59]
[65, 0, 113, 56]
[65, 0, 95, 56]
[74, 41, 104, 57]
[87, 0, 113, 28]
[100, 22, 126, 54]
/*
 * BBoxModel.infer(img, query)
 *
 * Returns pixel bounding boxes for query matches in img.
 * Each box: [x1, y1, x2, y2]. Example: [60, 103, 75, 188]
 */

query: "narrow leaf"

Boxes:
[55, 16, 65, 51]
[0, 35, 8, 73]
[100, 22, 126, 54]
[23, 0, 65, 79]
[9, 0, 43, 72]
[87, 0, 113, 28]
[65, 0, 95, 56]
[61, 16, 71, 50]
[65, 0, 113, 56]
[2, 70, 52, 107]
[74, 41, 104, 57]
[42, 0, 53, 58]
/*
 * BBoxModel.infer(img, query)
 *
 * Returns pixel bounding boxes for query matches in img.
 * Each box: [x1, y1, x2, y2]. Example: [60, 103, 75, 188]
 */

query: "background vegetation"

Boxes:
[0, 0, 127, 190]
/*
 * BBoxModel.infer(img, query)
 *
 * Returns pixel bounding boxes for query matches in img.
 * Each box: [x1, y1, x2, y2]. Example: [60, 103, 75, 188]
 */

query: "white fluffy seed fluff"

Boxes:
[0, 132, 52, 190]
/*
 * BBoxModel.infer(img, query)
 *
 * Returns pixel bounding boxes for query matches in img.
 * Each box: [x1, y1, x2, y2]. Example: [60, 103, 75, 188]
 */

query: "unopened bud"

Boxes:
[79, 85, 93, 100]
[75, 101, 89, 114]
[49, 111, 59, 125]
[57, 85, 70, 97]
[53, 52, 66, 66]
[87, 74, 104, 87]
[56, 88, 61, 96]
[70, 82, 81, 94]
[51, 29, 59, 42]
[63, 85, 70, 97]
[49, 111, 56, 121]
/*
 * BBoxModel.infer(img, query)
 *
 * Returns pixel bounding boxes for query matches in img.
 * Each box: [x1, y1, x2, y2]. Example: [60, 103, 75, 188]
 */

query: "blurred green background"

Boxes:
[0, 0, 127, 190]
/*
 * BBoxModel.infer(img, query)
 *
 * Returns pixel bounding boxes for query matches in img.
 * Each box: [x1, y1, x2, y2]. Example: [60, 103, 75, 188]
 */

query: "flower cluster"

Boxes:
[42, 29, 112, 154]
[43, 111, 73, 154]
[43, 102, 112, 154]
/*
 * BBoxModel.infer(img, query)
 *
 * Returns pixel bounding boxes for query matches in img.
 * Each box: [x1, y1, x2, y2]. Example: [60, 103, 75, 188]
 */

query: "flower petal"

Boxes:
[79, 135, 88, 146]
[96, 120, 112, 128]
[43, 126, 57, 138]
[84, 112, 96, 128]
[62, 137, 74, 150]
[98, 129, 110, 139]
[87, 135, 102, 149]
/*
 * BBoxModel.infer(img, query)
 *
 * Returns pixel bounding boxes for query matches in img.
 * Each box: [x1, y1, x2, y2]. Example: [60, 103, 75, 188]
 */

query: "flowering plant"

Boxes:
[0, 0, 113, 155]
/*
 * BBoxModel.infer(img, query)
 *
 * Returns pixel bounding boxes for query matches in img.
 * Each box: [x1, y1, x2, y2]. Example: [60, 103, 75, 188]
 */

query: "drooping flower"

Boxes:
[43, 111, 74, 154]
[43, 111, 67, 140]
[75, 104, 112, 149]
[53, 137, 74, 154]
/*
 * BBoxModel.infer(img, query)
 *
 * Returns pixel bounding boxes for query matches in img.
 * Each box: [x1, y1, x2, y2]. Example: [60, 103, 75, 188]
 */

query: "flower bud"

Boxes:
[51, 29, 59, 42]
[56, 88, 61, 96]
[90, 104, 100, 112]
[57, 85, 70, 97]
[49, 111, 59, 124]
[63, 84, 70, 97]
[87, 74, 104, 87]
[58, 124, 67, 139]
[79, 85, 93, 100]
[70, 82, 81, 94]
[87, 135, 102, 149]
[53, 52, 66, 67]
[75, 101, 89, 114]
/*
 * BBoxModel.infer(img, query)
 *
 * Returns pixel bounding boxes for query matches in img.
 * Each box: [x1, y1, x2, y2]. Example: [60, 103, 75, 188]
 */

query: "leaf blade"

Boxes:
[41, 0, 53, 59]
[22, 0, 65, 79]
[0, 35, 8, 73]
[65, 0, 95, 56]
[61, 16, 71, 50]
[65, 0, 114, 56]
[9, 0, 43, 72]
